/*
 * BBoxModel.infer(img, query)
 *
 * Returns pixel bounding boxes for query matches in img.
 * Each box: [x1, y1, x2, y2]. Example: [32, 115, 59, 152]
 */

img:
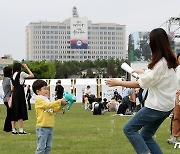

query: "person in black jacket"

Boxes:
[55, 80, 64, 99]
[26, 85, 32, 110]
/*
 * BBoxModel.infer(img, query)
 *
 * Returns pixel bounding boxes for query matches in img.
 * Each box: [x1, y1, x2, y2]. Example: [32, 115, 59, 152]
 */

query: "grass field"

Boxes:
[0, 103, 179, 154]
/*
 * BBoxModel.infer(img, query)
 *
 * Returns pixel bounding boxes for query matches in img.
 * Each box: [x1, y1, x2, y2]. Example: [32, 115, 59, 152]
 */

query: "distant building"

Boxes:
[175, 42, 180, 55]
[0, 57, 13, 79]
[26, 7, 126, 62]
[128, 32, 150, 62]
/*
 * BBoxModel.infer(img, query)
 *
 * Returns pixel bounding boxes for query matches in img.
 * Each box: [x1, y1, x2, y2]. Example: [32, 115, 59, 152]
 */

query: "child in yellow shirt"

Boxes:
[32, 79, 67, 154]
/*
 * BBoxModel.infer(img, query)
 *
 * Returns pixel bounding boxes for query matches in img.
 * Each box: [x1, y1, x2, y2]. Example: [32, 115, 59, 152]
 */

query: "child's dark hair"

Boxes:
[32, 80, 47, 95]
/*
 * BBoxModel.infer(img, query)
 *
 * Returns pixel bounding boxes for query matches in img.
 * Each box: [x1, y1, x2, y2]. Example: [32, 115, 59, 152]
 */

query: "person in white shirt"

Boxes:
[105, 28, 179, 154]
[121, 87, 132, 112]
[85, 85, 91, 96]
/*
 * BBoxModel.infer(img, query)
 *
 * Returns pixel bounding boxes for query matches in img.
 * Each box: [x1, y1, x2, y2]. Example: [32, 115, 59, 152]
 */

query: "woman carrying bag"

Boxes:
[2, 66, 13, 132]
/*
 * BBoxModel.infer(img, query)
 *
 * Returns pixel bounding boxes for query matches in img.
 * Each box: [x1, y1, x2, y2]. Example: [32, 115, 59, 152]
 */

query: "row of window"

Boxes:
[33, 45, 124, 50]
[33, 25, 123, 31]
[33, 35, 124, 41]
[33, 40, 123, 45]
[90, 26, 123, 30]
[89, 32, 123, 35]
[33, 50, 124, 55]
[33, 36, 70, 39]
[33, 30, 123, 36]
[33, 45, 69, 49]
[92, 36, 123, 40]
[33, 31, 70, 35]
[33, 36, 123, 41]
[33, 55, 123, 60]
[33, 41, 70, 44]
[33, 26, 70, 29]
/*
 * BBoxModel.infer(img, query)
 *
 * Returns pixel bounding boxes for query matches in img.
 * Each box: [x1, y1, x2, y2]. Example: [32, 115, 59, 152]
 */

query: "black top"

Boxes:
[26, 88, 31, 100]
[11, 72, 28, 121]
[55, 85, 64, 99]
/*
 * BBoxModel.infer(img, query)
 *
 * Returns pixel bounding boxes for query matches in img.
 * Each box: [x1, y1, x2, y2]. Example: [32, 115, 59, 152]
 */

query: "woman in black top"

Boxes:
[11, 63, 34, 134]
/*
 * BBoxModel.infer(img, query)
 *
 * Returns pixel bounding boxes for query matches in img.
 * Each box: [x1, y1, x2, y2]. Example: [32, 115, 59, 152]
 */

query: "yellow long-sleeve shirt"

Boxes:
[35, 95, 62, 128]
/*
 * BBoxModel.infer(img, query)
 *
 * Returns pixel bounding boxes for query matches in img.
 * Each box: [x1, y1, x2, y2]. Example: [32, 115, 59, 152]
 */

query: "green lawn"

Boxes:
[0, 103, 179, 154]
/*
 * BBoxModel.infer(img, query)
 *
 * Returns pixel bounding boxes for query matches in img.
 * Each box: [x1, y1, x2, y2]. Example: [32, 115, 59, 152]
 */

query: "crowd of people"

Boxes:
[1, 28, 180, 153]
[82, 85, 148, 116]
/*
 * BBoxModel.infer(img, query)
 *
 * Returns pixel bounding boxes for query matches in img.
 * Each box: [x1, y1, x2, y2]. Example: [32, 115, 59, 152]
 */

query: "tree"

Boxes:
[25, 60, 56, 79]
[115, 59, 126, 77]
[142, 43, 151, 61]
[46, 61, 56, 79]
[128, 34, 134, 62]
[86, 68, 94, 78]
[80, 60, 94, 70]
[134, 49, 141, 59]
[23, 58, 128, 79]
[66, 61, 81, 76]
[55, 61, 63, 78]
[106, 59, 116, 77]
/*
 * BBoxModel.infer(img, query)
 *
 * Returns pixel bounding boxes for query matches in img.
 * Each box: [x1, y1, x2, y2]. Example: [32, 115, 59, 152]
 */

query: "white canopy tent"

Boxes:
[24, 79, 47, 104]
[131, 62, 148, 81]
[101, 78, 123, 101]
[50, 79, 71, 101]
[75, 79, 97, 103]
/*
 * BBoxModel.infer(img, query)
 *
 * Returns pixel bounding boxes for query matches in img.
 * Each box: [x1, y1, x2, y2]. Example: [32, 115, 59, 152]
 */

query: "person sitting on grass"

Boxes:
[106, 99, 120, 112]
[102, 98, 108, 110]
[32, 79, 67, 154]
[91, 98, 108, 115]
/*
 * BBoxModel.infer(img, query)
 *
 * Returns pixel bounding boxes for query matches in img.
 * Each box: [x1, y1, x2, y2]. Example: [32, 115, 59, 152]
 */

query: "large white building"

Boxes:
[26, 7, 127, 62]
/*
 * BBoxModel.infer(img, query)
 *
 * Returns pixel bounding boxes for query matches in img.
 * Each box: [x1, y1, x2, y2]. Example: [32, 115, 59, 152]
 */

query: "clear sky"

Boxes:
[0, 0, 179, 61]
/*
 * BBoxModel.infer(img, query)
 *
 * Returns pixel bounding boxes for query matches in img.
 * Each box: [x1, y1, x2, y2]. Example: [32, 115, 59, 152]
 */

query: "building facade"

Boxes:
[0, 57, 13, 79]
[26, 9, 126, 62]
[175, 42, 180, 55]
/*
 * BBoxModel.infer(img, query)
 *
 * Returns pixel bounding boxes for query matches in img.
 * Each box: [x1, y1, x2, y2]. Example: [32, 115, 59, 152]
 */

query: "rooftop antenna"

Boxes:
[72, 6, 79, 17]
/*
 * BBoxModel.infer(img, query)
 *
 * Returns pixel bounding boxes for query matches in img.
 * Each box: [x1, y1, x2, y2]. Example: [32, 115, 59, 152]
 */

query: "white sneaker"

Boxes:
[12, 131, 18, 135]
[19, 131, 30, 135]
[167, 136, 177, 144]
